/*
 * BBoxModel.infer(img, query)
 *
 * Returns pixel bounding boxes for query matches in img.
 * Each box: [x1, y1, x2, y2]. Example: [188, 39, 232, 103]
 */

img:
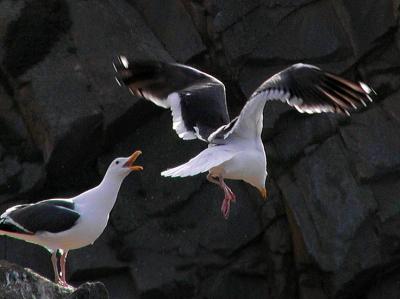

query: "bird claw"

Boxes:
[57, 279, 74, 289]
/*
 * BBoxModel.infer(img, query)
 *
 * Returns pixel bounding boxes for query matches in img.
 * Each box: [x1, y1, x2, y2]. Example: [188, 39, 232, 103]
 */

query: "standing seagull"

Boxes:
[0, 150, 143, 287]
[114, 57, 373, 218]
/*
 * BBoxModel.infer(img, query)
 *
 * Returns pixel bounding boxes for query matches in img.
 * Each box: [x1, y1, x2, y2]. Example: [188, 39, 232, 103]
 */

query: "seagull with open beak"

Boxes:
[0, 150, 143, 288]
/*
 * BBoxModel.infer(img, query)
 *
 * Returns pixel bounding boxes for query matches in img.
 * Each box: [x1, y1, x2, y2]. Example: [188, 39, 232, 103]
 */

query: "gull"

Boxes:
[0, 150, 143, 287]
[114, 57, 373, 218]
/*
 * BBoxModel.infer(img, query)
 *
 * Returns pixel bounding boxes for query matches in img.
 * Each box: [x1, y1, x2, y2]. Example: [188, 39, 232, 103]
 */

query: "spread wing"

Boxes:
[114, 57, 230, 141]
[209, 63, 374, 142]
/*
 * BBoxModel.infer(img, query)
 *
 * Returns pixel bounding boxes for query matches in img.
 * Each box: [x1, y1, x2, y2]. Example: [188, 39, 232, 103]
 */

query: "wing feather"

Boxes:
[114, 57, 230, 141]
[161, 146, 237, 177]
[208, 63, 374, 142]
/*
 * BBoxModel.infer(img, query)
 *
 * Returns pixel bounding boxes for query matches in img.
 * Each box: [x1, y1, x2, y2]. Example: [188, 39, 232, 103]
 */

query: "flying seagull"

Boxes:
[114, 57, 373, 218]
[0, 151, 143, 287]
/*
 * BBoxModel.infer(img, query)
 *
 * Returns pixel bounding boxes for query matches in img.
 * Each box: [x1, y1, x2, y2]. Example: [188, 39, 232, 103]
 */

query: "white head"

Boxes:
[106, 150, 143, 179]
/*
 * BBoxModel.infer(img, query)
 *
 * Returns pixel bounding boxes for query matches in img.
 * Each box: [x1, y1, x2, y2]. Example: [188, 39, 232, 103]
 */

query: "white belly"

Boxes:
[0, 214, 108, 252]
[34, 214, 108, 251]
[210, 146, 267, 188]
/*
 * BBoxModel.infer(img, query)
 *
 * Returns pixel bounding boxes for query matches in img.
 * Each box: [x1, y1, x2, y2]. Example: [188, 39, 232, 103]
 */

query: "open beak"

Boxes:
[123, 150, 143, 171]
[259, 187, 268, 200]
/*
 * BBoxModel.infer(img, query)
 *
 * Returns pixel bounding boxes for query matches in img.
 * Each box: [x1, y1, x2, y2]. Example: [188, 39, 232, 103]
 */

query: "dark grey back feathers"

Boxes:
[0, 200, 80, 234]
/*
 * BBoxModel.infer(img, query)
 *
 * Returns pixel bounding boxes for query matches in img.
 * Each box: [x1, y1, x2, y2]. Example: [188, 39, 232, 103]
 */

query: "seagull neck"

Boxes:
[95, 171, 125, 211]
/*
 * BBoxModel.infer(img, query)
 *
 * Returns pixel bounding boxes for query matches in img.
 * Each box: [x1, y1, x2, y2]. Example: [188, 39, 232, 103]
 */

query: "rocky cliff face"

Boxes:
[0, 0, 399, 298]
[0, 260, 108, 299]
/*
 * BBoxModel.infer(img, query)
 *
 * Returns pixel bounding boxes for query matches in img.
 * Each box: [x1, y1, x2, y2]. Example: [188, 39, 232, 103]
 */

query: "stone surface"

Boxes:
[0, 237, 52, 279]
[16, 37, 103, 179]
[0, 260, 70, 299]
[68, 226, 126, 282]
[340, 107, 400, 180]
[130, 0, 205, 62]
[0, 261, 109, 299]
[278, 136, 377, 271]
[335, 0, 398, 58]
[357, 33, 400, 97]
[67, 282, 109, 299]
[67, 0, 172, 145]
[2, 0, 71, 77]
[272, 113, 339, 162]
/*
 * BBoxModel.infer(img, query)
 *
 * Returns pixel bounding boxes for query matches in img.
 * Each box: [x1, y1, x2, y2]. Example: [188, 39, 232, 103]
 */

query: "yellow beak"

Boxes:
[123, 150, 143, 171]
[259, 187, 268, 200]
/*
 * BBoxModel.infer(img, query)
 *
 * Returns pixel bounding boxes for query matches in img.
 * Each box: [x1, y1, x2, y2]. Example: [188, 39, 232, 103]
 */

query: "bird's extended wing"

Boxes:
[209, 63, 374, 142]
[161, 146, 237, 177]
[114, 57, 230, 141]
[0, 199, 80, 234]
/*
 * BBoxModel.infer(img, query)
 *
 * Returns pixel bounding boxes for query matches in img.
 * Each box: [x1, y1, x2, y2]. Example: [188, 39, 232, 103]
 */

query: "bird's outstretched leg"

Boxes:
[207, 174, 236, 219]
[59, 250, 73, 289]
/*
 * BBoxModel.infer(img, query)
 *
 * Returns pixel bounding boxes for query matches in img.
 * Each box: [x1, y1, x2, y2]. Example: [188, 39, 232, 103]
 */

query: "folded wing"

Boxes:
[0, 199, 80, 234]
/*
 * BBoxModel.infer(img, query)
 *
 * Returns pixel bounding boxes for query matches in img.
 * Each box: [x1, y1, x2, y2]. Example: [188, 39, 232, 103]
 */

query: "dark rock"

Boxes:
[123, 180, 264, 297]
[366, 270, 400, 299]
[15, 37, 103, 179]
[66, 0, 172, 145]
[334, 0, 398, 58]
[201, 271, 269, 299]
[298, 271, 328, 299]
[277, 136, 377, 271]
[0, 84, 36, 158]
[130, 0, 205, 62]
[129, 251, 195, 299]
[67, 282, 108, 299]
[18, 162, 46, 195]
[371, 175, 400, 222]
[0, 237, 53, 279]
[382, 88, 400, 124]
[0, 260, 71, 299]
[68, 226, 126, 281]
[213, 0, 319, 33]
[340, 107, 400, 180]
[235, 0, 356, 98]
[91, 272, 138, 299]
[0, 156, 21, 196]
[357, 34, 400, 97]
[329, 219, 382, 298]
[272, 114, 338, 162]
[3, 0, 71, 77]
[263, 217, 291, 254]
[212, 0, 264, 32]
[260, 179, 286, 228]
[221, 5, 295, 62]
[0, 0, 25, 44]
[262, 100, 293, 132]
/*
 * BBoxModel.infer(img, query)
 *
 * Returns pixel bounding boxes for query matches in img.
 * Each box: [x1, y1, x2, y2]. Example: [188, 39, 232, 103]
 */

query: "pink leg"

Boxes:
[51, 251, 60, 283]
[59, 250, 72, 288]
[206, 174, 236, 219]
[218, 177, 236, 219]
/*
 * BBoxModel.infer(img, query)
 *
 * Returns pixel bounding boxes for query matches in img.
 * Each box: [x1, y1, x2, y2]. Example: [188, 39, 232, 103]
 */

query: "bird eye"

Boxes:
[116, 161, 120, 165]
